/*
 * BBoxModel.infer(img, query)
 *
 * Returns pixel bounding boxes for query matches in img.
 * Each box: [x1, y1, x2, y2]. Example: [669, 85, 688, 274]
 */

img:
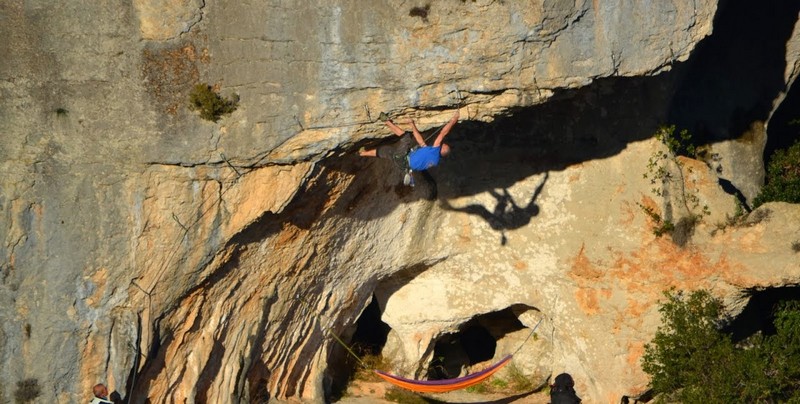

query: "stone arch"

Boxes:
[425, 305, 542, 380]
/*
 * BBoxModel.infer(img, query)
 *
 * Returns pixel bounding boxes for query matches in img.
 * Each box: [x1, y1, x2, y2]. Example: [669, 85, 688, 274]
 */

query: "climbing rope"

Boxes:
[512, 317, 544, 356]
[418, 88, 466, 144]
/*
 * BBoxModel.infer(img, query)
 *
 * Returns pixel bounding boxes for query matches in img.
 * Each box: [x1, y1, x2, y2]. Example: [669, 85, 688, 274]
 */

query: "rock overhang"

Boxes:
[7, 0, 800, 403]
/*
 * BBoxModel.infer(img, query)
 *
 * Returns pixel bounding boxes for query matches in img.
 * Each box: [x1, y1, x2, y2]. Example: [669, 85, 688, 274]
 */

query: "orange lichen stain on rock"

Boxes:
[322, 172, 350, 212]
[608, 296, 651, 335]
[513, 260, 528, 271]
[620, 250, 667, 289]
[677, 157, 717, 189]
[637, 195, 660, 224]
[627, 341, 645, 367]
[457, 221, 472, 244]
[609, 231, 754, 301]
[575, 288, 602, 315]
[569, 244, 604, 281]
[625, 298, 650, 319]
[141, 42, 200, 114]
[671, 247, 717, 281]
[606, 392, 623, 403]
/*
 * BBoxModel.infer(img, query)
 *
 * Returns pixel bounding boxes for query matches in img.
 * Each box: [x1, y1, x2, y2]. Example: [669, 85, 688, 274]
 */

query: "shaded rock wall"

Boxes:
[3, 0, 800, 403]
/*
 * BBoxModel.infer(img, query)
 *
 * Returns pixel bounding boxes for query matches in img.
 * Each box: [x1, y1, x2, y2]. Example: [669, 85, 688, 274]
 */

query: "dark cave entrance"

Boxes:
[349, 295, 392, 355]
[766, 79, 800, 169]
[426, 307, 526, 380]
[427, 325, 496, 380]
[327, 295, 391, 401]
[725, 286, 800, 342]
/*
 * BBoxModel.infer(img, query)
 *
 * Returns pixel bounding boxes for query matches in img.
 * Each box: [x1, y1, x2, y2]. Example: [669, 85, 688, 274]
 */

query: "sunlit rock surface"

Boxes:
[2, 0, 800, 403]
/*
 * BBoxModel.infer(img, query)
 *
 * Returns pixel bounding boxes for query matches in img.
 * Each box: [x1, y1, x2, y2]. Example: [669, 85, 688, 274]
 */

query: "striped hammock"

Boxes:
[373, 354, 513, 394]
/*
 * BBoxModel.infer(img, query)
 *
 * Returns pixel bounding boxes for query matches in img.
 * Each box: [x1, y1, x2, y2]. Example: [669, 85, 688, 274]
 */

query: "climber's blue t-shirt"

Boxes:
[408, 146, 441, 171]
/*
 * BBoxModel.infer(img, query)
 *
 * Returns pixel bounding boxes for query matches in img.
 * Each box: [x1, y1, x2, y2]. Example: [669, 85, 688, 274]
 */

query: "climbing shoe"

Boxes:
[378, 112, 390, 122]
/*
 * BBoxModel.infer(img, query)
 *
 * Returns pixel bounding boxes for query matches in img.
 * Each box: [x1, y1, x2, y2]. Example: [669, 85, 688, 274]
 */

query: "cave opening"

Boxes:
[350, 294, 392, 355]
[327, 294, 391, 401]
[765, 79, 800, 169]
[426, 307, 525, 380]
[725, 286, 800, 343]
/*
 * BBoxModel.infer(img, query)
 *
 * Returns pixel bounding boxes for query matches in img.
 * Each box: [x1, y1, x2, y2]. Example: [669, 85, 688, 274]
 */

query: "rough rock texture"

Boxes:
[377, 138, 800, 401]
[2, 0, 800, 403]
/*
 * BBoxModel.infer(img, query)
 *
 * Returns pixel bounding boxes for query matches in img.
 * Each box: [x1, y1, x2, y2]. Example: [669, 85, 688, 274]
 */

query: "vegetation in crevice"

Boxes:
[640, 125, 710, 244]
[188, 83, 239, 122]
[753, 138, 800, 208]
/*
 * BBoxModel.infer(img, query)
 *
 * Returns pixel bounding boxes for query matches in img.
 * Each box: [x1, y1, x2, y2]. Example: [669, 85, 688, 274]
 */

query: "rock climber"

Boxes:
[89, 383, 114, 404]
[360, 110, 460, 186]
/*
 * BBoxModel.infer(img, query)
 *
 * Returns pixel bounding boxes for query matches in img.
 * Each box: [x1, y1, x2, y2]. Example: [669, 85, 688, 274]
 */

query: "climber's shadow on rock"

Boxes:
[440, 172, 548, 245]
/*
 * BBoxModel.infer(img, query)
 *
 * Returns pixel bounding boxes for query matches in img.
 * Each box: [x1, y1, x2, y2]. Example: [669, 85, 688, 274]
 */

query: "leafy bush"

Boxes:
[642, 289, 800, 403]
[14, 378, 40, 403]
[188, 83, 238, 122]
[640, 125, 710, 242]
[753, 140, 800, 208]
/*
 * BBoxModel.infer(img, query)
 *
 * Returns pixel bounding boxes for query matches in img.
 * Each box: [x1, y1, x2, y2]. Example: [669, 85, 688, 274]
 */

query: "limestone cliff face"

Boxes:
[2, 0, 800, 403]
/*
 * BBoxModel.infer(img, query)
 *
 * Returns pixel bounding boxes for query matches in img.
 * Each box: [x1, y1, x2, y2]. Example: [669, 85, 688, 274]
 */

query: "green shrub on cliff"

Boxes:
[642, 289, 800, 403]
[753, 140, 800, 208]
[188, 83, 238, 122]
[640, 125, 710, 243]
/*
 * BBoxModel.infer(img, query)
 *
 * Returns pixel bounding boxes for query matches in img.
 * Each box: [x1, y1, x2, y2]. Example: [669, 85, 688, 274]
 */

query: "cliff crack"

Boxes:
[181, 0, 206, 36]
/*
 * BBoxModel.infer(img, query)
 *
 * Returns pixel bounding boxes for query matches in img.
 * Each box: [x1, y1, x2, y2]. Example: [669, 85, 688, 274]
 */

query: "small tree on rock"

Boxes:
[188, 83, 238, 122]
[642, 289, 800, 403]
[753, 139, 800, 208]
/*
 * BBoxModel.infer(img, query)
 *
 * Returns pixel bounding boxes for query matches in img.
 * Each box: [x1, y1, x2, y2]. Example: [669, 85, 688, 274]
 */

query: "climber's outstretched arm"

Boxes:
[433, 110, 460, 147]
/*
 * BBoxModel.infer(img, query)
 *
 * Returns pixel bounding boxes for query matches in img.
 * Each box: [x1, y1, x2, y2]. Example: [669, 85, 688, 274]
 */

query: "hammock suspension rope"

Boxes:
[329, 316, 544, 394]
